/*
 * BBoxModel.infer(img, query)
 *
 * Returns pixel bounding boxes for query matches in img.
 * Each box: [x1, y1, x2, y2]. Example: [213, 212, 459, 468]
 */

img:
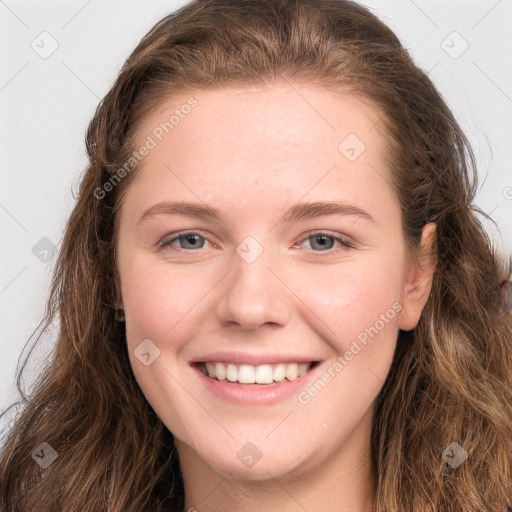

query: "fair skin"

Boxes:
[116, 82, 435, 512]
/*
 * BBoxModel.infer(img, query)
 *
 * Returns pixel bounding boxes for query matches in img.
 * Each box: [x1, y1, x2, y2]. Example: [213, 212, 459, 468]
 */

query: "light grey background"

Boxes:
[1, 0, 511, 420]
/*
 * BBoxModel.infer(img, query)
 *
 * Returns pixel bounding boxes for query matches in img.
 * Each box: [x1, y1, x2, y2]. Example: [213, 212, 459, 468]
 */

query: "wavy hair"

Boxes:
[1, 1, 511, 510]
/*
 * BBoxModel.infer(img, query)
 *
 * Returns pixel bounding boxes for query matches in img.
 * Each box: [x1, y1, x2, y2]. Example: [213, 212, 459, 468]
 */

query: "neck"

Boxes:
[177, 408, 376, 512]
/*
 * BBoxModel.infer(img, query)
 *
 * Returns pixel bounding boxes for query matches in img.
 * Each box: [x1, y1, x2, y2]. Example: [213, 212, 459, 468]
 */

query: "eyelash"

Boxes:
[158, 230, 355, 256]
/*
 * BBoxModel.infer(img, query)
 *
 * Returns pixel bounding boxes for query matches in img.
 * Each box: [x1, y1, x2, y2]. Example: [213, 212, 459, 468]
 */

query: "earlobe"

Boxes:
[398, 223, 437, 331]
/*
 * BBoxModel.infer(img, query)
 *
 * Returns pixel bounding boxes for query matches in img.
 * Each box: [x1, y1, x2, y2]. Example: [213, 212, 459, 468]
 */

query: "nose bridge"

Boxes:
[215, 235, 290, 329]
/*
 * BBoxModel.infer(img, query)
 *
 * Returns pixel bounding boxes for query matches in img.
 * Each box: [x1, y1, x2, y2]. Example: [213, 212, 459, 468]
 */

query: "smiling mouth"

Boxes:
[193, 361, 320, 385]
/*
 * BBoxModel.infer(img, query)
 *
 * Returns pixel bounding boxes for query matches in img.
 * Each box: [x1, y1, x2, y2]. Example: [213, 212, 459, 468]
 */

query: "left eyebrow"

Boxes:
[138, 200, 377, 226]
[277, 200, 377, 226]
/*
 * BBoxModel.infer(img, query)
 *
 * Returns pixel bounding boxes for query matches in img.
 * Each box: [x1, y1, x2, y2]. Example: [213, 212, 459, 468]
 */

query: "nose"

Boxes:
[216, 246, 291, 330]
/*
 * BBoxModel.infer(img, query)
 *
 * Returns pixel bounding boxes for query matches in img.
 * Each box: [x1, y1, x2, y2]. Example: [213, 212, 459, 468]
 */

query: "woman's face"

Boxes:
[116, 82, 433, 482]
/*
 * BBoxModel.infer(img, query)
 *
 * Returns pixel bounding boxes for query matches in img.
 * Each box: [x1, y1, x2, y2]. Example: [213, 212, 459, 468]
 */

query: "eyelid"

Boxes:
[158, 230, 215, 250]
[158, 229, 355, 254]
[293, 230, 355, 253]
[295, 229, 353, 243]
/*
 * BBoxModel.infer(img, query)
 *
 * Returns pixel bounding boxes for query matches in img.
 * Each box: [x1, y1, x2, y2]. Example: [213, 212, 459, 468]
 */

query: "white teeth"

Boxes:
[206, 362, 215, 378]
[226, 364, 238, 382]
[285, 363, 298, 381]
[273, 364, 286, 382]
[215, 362, 226, 381]
[200, 361, 312, 384]
[238, 365, 255, 384]
[254, 364, 273, 384]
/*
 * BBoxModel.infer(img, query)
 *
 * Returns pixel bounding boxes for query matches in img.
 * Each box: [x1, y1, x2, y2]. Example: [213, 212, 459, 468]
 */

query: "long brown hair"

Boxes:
[1, 1, 511, 510]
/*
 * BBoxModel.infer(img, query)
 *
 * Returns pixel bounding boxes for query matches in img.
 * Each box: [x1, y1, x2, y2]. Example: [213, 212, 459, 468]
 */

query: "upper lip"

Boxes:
[190, 351, 320, 366]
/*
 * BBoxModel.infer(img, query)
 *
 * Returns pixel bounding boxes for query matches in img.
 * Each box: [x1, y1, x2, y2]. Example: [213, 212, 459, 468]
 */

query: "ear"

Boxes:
[398, 223, 437, 331]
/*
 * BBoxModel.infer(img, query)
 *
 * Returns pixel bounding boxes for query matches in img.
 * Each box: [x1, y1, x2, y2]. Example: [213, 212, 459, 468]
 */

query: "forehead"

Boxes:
[134, 82, 385, 159]
[124, 83, 394, 220]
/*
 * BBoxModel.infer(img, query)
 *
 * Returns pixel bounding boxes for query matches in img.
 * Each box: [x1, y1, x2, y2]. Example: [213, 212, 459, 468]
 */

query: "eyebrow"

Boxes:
[138, 200, 376, 226]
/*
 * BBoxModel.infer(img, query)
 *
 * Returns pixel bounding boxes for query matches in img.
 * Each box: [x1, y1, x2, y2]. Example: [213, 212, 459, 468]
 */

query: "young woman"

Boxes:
[1, 1, 511, 510]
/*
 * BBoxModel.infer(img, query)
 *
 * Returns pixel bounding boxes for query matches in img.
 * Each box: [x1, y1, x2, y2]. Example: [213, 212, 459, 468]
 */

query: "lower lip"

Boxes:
[191, 363, 323, 405]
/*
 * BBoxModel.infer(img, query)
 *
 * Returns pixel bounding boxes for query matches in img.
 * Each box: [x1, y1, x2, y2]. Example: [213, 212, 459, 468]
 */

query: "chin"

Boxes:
[184, 428, 314, 482]
[203, 447, 305, 481]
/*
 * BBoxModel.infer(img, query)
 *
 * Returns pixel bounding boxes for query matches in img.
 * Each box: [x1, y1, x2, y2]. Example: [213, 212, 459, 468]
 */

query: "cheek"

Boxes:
[120, 243, 405, 353]
[288, 254, 404, 349]
[120, 259, 210, 340]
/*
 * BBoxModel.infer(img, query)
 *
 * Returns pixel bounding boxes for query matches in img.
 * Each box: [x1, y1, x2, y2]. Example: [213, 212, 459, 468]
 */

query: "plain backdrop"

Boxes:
[1, 0, 511, 426]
